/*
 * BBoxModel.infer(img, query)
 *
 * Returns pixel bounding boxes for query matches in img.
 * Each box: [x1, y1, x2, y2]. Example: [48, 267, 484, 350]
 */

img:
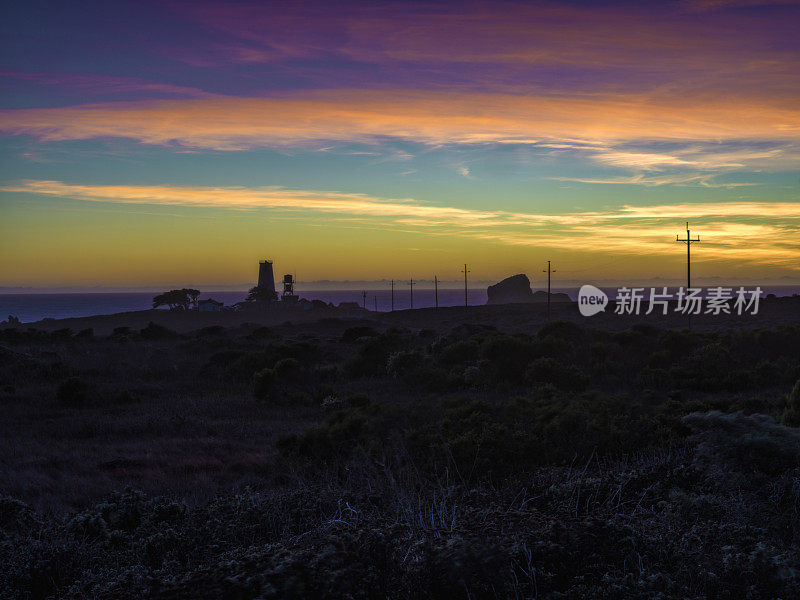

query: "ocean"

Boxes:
[1, 285, 798, 324]
[0, 289, 489, 323]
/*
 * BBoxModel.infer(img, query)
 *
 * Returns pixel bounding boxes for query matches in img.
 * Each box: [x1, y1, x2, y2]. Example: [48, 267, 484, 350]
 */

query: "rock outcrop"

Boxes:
[486, 274, 535, 304]
[487, 274, 571, 305]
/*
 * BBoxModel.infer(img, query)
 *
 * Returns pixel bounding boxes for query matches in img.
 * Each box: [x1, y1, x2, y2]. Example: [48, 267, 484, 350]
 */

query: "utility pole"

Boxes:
[390, 279, 394, 312]
[542, 260, 556, 320]
[461, 264, 470, 307]
[676, 222, 700, 289]
[409, 278, 415, 309]
[374, 296, 377, 312]
[434, 275, 439, 309]
[362, 290, 367, 309]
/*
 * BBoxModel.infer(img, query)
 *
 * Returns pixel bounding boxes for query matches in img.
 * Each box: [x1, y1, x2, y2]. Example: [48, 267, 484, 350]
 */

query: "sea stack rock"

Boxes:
[486, 274, 535, 304]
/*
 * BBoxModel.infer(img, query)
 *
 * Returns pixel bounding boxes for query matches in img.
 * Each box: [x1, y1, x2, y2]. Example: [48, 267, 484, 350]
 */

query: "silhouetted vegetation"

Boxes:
[152, 288, 199, 311]
[1, 316, 799, 598]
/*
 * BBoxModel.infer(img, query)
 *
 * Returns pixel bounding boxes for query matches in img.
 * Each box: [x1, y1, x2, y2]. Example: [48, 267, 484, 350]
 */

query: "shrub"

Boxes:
[480, 335, 534, 382]
[140, 321, 177, 340]
[197, 325, 225, 336]
[781, 379, 800, 427]
[341, 326, 378, 343]
[343, 332, 404, 378]
[208, 342, 319, 382]
[525, 357, 586, 391]
[314, 364, 339, 382]
[0, 495, 37, 533]
[538, 320, 585, 342]
[246, 326, 271, 339]
[56, 377, 92, 406]
[278, 391, 682, 478]
[253, 367, 276, 402]
[683, 410, 800, 479]
[274, 357, 301, 380]
[435, 340, 479, 366]
[387, 349, 424, 380]
[112, 390, 137, 404]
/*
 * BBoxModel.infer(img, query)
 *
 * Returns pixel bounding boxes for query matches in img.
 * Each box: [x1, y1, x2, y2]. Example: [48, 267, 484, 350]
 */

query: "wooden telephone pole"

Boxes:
[676, 222, 700, 289]
[542, 260, 556, 320]
[461, 264, 470, 307]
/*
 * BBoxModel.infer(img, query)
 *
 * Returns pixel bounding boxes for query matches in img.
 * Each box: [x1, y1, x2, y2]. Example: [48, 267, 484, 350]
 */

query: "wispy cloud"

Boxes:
[0, 71, 209, 99]
[549, 174, 757, 187]
[4, 180, 799, 269]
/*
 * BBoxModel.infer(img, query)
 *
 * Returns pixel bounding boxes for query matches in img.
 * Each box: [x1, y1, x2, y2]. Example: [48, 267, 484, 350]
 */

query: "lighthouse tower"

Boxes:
[257, 260, 276, 293]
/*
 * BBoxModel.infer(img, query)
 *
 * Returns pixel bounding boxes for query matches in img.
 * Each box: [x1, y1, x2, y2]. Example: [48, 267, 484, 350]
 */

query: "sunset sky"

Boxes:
[1, 0, 799, 289]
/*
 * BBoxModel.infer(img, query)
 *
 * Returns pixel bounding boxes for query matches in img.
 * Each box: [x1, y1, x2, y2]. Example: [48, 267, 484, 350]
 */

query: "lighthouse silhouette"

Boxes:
[257, 260, 276, 293]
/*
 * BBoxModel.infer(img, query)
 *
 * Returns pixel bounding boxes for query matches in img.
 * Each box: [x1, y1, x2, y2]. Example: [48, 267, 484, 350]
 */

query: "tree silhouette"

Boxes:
[185, 288, 200, 310]
[153, 289, 194, 310]
[245, 286, 277, 305]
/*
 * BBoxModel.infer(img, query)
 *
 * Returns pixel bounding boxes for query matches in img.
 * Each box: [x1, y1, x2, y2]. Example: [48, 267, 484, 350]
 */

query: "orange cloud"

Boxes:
[0, 90, 797, 152]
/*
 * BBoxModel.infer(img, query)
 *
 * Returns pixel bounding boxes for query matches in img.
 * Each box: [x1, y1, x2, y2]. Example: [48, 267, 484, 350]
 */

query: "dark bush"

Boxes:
[279, 391, 683, 478]
[782, 379, 800, 426]
[140, 321, 177, 340]
[480, 335, 534, 382]
[525, 357, 587, 390]
[56, 377, 92, 406]
[435, 340, 479, 366]
[112, 390, 137, 404]
[341, 326, 379, 343]
[253, 367, 275, 402]
[387, 349, 424, 380]
[538, 320, 585, 342]
[314, 364, 339, 382]
[208, 342, 319, 382]
[343, 332, 404, 378]
[197, 325, 225, 336]
[274, 357, 301, 380]
[684, 410, 800, 479]
[246, 326, 272, 340]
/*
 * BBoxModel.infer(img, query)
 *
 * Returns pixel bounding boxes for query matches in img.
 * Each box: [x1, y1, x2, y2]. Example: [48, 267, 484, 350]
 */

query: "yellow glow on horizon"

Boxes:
[2, 180, 798, 287]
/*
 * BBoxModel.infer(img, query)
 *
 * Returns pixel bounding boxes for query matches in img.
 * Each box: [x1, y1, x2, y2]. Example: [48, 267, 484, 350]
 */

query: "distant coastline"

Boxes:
[2, 284, 799, 324]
